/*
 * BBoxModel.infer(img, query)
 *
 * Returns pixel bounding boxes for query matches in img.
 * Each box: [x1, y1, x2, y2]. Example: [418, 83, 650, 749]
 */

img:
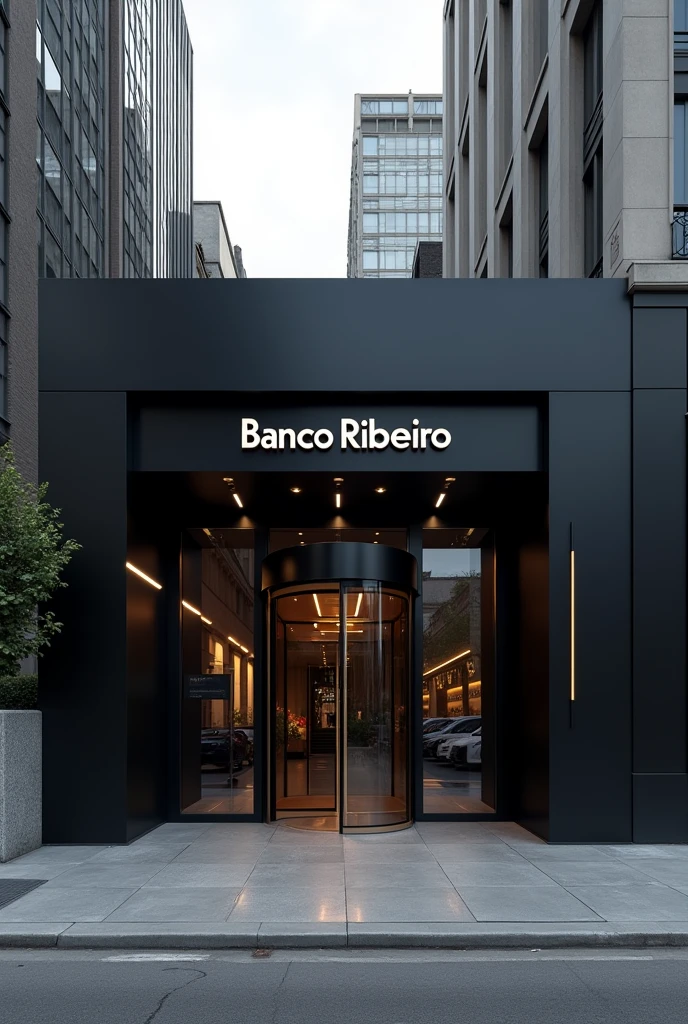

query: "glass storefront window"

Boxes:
[181, 528, 255, 815]
[421, 529, 494, 814]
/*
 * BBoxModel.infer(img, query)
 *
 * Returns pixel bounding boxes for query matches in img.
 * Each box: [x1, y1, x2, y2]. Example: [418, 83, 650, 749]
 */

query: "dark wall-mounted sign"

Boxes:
[136, 404, 542, 473]
[184, 673, 233, 700]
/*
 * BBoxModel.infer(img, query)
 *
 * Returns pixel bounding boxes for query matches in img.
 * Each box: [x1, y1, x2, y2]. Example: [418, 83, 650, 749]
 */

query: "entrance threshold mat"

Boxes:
[0, 879, 46, 910]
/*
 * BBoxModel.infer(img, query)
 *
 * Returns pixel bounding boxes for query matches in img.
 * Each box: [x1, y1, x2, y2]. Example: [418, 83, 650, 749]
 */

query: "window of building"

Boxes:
[538, 131, 549, 278]
[677, 0, 688, 52]
[499, 0, 513, 180]
[421, 530, 493, 815]
[362, 99, 408, 115]
[536, 0, 548, 76]
[362, 136, 378, 156]
[0, 338, 6, 422]
[499, 195, 513, 278]
[674, 101, 688, 256]
[414, 100, 443, 115]
[584, 148, 603, 276]
[583, 0, 603, 277]
[181, 529, 256, 816]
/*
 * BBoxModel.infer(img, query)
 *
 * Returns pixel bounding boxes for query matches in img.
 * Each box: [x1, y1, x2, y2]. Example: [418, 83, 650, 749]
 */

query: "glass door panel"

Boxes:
[343, 584, 409, 829]
[273, 588, 339, 818]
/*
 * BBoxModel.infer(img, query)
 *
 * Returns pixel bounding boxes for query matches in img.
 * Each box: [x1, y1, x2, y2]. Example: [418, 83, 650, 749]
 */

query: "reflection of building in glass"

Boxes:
[423, 572, 481, 718]
[182, 530, 255, 816]
[35, 0, 192, 281]
[348, 93, 443, 278]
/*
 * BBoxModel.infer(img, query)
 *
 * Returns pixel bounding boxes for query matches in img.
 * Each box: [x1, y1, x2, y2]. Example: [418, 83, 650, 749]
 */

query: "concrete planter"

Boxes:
[0, 711, 41, 862]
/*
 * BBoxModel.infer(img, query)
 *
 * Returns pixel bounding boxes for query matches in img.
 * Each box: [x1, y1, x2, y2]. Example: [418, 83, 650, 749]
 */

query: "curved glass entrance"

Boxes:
[264, 543, 416, 833]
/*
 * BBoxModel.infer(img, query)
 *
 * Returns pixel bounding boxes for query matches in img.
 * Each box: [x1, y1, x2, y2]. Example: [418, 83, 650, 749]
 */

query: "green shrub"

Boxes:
[0, 674, 38, 710]
[0, 443, 80, 675]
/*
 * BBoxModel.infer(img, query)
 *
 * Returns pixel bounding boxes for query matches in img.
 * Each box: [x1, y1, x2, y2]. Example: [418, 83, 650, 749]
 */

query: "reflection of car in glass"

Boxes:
[236, 728, 254, 765]
[437, 725, 482, 763]
[422, 717, 452, 734]
[422, 716, 481, 758]
[448, 727, 482, 768]
[200, 729, 253, 773]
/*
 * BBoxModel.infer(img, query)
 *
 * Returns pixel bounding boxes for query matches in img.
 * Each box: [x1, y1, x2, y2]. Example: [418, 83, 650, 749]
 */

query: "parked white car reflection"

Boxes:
[436, 726, 482, 767]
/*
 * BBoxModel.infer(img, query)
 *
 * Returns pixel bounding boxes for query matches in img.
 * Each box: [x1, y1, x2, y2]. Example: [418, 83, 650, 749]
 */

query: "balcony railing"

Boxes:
[672, 209, 688, 259]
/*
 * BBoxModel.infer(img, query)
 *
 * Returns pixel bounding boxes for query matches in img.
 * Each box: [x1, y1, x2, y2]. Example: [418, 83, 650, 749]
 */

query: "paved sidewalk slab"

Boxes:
[0, 823, 685, 950]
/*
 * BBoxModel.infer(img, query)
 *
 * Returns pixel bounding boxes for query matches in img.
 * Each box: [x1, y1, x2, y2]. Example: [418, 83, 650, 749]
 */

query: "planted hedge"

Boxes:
[0, 674, 38, 710]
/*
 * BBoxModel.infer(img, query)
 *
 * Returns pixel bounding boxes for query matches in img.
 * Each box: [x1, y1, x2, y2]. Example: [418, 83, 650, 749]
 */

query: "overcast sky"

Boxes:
[182, 0, 443, 278]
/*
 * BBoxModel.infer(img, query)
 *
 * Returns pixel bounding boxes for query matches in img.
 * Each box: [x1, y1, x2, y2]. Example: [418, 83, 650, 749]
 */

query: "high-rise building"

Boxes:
[2, 1, 39, 479]
[443, 0, 688, 284]
[35, 0, 192, 281]
[347, 93, 443, 279]
[193, 201, 247, 279]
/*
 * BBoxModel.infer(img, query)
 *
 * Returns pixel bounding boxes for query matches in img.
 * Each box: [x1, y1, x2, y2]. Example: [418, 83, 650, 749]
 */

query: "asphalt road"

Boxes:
[0, 948, 687, 1023]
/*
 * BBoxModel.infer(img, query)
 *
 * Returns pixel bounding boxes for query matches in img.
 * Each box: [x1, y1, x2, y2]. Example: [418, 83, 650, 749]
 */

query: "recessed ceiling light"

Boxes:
[300, 541, 305, 545]
[232, 492, 244, 508]
[445, 477, 456, 483]
[375, 487, 386, 494]
[290, 487, 302, 494]
[298, 532, 303, 536]
[435, 492, 446, 508]
[375, 532, 380, 537]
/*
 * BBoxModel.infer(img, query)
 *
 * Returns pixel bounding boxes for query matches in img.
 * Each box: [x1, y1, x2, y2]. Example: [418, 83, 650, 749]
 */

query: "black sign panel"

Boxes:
[137, 403, 542, 473]
[184, 673, 232, 700]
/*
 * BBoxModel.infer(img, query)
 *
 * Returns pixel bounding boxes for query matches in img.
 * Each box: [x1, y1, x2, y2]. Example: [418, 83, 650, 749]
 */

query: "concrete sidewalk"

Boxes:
[1, 821, 688, 949]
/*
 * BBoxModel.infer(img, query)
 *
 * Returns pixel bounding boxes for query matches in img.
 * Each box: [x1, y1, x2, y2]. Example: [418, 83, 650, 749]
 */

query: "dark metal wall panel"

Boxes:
[514, 534, 549, 839]
[633, 774, 688, 843]
[631, 303, 688, 841]
[632, 390, 687, 775]
[125, 521, 168, 842]
[39, 279, 630, 395]
[633, 308, 687, 389]
[39, 392, 129, 843]
[548, 392, 632, 842]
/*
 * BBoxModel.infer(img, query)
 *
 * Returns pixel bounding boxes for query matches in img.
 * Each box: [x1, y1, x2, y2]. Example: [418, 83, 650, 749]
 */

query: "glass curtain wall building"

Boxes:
[36, 0, 106, 279]
[35, 0, 192, 281]
[347, 93, 443, 279]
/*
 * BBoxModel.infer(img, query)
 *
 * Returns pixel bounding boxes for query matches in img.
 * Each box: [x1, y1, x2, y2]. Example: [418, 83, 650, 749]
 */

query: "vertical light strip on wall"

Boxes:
[570, 524, 575, 705]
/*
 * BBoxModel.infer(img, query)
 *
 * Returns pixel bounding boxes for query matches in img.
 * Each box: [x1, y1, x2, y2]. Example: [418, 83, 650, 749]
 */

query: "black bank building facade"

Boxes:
[38, 279, 688, 845]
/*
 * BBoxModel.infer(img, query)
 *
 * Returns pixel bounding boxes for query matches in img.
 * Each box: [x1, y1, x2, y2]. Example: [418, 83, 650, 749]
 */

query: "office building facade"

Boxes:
[38, 276, 688, 846]
[193, 201, 246, 279]
[443, 0, 688, 283]
[2, 0, 39, 479]
[35, 0, 192, 281]
[348, 93, 444, 279]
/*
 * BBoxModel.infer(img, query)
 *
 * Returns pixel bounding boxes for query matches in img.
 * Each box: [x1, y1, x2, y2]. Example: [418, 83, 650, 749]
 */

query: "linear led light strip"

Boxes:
[126, 562, 162, 590]
[570, 541, 576, 703]
[423, 648, 471, 678]
[228, 635, 251, 655]
[181, 600, 214, 627]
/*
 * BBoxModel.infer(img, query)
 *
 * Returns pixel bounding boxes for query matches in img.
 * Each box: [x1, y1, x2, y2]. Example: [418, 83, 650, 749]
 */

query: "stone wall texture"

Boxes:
[0, 712, 42, 862]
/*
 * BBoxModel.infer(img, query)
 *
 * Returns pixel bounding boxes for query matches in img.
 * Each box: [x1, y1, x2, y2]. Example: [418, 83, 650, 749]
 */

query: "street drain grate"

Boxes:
[0, 879, 47, 910]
